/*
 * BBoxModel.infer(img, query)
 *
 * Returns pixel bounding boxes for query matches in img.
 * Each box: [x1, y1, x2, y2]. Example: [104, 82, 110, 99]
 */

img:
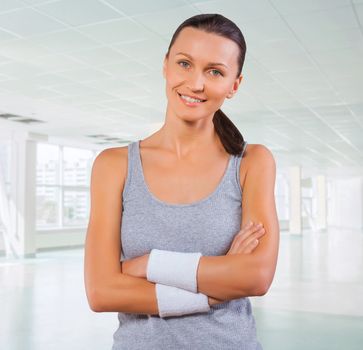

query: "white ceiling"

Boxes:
[0, 0, 363, 170]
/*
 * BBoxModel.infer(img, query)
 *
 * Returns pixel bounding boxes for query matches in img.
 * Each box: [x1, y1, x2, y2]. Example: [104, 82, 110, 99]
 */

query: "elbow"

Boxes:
[253, 282, 270, 296]
[87, 287, 104, 312]
[90, 298, 103, 313]
[86, 272, 126, 312]
[252, 268, 273, 296]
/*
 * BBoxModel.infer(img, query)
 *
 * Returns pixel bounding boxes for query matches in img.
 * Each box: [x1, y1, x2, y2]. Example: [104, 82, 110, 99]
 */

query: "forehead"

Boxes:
[170, 27, 239, 66]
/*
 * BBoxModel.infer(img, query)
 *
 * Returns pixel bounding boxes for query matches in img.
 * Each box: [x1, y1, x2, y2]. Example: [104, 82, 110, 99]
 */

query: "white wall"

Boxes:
[327, 177, 363, 229]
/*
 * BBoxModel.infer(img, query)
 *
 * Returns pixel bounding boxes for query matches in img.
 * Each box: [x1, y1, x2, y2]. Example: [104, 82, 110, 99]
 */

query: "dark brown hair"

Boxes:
[165, 13, 247, 156]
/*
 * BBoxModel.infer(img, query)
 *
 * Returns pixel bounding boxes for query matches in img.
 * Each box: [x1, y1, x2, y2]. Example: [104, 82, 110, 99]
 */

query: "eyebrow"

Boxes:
[175, 52, 228, 69]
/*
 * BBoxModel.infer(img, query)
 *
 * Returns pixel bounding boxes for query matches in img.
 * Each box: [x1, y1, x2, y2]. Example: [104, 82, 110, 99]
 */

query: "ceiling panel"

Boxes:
[284, 5, 358, 33]
[76, 18, 153, 45]
[0, 28, 19, 41]
[0, 0, 26, 12]
[66, 46, 129, 66]
[270, 0, 351, 15]
[131, 5, 200, 37]
[29, 29, 101, 54]
[103, 0, 187, 16]
[194, 0, 278, 22]
[34, 0, 122, 27]
[0, 7, 66, 37]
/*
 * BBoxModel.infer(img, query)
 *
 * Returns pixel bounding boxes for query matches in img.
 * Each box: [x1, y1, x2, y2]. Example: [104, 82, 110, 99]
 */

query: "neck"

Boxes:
[156, 109, 224, 159]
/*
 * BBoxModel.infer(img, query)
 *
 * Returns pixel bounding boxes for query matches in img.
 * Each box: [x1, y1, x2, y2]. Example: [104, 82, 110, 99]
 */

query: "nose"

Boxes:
[186, 71, 205, 92]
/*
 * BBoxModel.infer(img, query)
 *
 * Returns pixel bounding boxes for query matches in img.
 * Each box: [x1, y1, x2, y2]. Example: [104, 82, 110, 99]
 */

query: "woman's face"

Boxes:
[163, 26, 243, 122]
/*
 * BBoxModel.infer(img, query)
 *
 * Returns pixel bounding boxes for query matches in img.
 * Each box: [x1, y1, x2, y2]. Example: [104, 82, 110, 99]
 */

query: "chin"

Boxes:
[178, 112, 208, 123]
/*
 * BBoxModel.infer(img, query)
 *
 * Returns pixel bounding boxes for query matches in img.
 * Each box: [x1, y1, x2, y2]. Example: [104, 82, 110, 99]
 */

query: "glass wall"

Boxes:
[36, 143, 97, 229]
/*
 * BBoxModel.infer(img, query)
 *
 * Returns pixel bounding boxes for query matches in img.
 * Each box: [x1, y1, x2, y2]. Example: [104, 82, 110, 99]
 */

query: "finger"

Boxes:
[233, 228, 265, 253]
[232, 224, 264, 249]
[243, 238, 260, 252]
[242, 239, 259, 254]
[228, 222, 265, 254]
[244, 227, 265, 244]
[228, 223, 259, 254]
[240, 228, 265, 250]
[229, 235, 259, 255]
[236, 222, 264, 241]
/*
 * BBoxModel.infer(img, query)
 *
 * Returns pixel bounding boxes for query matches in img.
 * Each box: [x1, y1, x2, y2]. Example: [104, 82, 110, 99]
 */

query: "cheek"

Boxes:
[165, 65, 182, 80]
[167, 71, 185, 87]
[207, 84, 230, 100]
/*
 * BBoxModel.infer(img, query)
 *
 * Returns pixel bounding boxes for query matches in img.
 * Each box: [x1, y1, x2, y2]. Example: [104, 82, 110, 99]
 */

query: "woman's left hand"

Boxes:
[121, 254, 150, 278]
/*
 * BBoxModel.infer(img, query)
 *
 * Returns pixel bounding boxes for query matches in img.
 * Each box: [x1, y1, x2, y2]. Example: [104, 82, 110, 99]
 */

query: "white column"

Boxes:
[289, 166, 302, 234]
[316, 175, 327, 230]
[12, 131, 37, 258]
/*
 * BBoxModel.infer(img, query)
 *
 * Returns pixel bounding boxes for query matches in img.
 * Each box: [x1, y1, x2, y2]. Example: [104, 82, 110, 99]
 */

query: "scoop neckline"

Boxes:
[136, 139, 233, 208]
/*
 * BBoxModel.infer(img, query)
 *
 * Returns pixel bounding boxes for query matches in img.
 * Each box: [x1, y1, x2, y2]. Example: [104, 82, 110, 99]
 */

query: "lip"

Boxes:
[177, 92, 207, 101]
[177, 92, 206, 107]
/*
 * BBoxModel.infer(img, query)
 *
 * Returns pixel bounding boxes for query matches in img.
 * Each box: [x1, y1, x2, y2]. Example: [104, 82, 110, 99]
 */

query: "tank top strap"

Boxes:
[122, 140, 143, 200]
[231, 141, 248, 195]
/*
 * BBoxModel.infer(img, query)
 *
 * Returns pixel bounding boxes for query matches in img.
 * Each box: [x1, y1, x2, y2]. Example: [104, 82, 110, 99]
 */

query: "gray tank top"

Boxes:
[112, 139, 262, 350]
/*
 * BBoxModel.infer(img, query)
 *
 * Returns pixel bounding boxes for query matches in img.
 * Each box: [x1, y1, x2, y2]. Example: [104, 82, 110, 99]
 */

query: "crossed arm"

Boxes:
[84, 145, 279, 314]
[198, 145, 279, 300]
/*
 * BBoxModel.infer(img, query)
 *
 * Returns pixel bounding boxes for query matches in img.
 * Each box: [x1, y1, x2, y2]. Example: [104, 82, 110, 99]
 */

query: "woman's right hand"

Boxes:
[208, 221, 266, 306]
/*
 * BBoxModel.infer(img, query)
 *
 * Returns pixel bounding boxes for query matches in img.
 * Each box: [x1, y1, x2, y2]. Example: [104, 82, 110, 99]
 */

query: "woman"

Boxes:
[84, 13, 279, 349]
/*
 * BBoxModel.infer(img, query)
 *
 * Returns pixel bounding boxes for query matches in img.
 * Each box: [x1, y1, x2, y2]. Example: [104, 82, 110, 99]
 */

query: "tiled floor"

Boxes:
[254, 307, 363, 350]
[1, 228, 362, 350]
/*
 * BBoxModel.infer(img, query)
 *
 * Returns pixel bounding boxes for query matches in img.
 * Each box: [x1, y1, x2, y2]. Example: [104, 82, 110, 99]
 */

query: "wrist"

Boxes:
[146, 249, 202, 293]
[143, 253, 150, 278]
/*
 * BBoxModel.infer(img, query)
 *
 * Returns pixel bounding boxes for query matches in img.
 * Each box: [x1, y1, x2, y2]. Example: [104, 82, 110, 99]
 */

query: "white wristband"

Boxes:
[155, 283, 210, 318]
[147, 249, 202, 293]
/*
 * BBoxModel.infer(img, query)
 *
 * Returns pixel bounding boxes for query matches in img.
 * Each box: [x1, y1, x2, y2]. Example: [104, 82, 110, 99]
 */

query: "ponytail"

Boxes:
[213, 109, 245, 156]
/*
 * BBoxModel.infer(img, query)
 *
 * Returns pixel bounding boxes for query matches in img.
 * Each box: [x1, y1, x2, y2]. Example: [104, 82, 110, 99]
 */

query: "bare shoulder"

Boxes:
[240, 143, 276, 189]
[92, 146, 128, 191]
[95, 145, 128, 163]
[244, 143, 275, 166]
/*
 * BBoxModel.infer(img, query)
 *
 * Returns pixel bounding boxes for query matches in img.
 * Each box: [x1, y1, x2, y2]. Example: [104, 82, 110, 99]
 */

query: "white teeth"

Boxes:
[180, 94, 204, 103]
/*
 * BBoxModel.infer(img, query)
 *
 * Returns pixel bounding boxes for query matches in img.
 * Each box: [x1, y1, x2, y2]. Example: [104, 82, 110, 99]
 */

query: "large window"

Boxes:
[36, 143, 97, 229]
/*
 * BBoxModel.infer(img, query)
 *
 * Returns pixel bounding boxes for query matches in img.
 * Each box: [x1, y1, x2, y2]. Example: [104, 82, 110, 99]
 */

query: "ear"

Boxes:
[227, 74, 243, 98]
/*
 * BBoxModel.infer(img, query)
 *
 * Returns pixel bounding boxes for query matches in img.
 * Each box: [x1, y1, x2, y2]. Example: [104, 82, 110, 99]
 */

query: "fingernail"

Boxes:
[257, 222, 263, 227]
[248, 220, 253, 226]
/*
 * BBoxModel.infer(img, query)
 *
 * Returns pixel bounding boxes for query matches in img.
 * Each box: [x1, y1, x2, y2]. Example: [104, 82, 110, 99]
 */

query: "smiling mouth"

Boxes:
[177, 92, 207, 103]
